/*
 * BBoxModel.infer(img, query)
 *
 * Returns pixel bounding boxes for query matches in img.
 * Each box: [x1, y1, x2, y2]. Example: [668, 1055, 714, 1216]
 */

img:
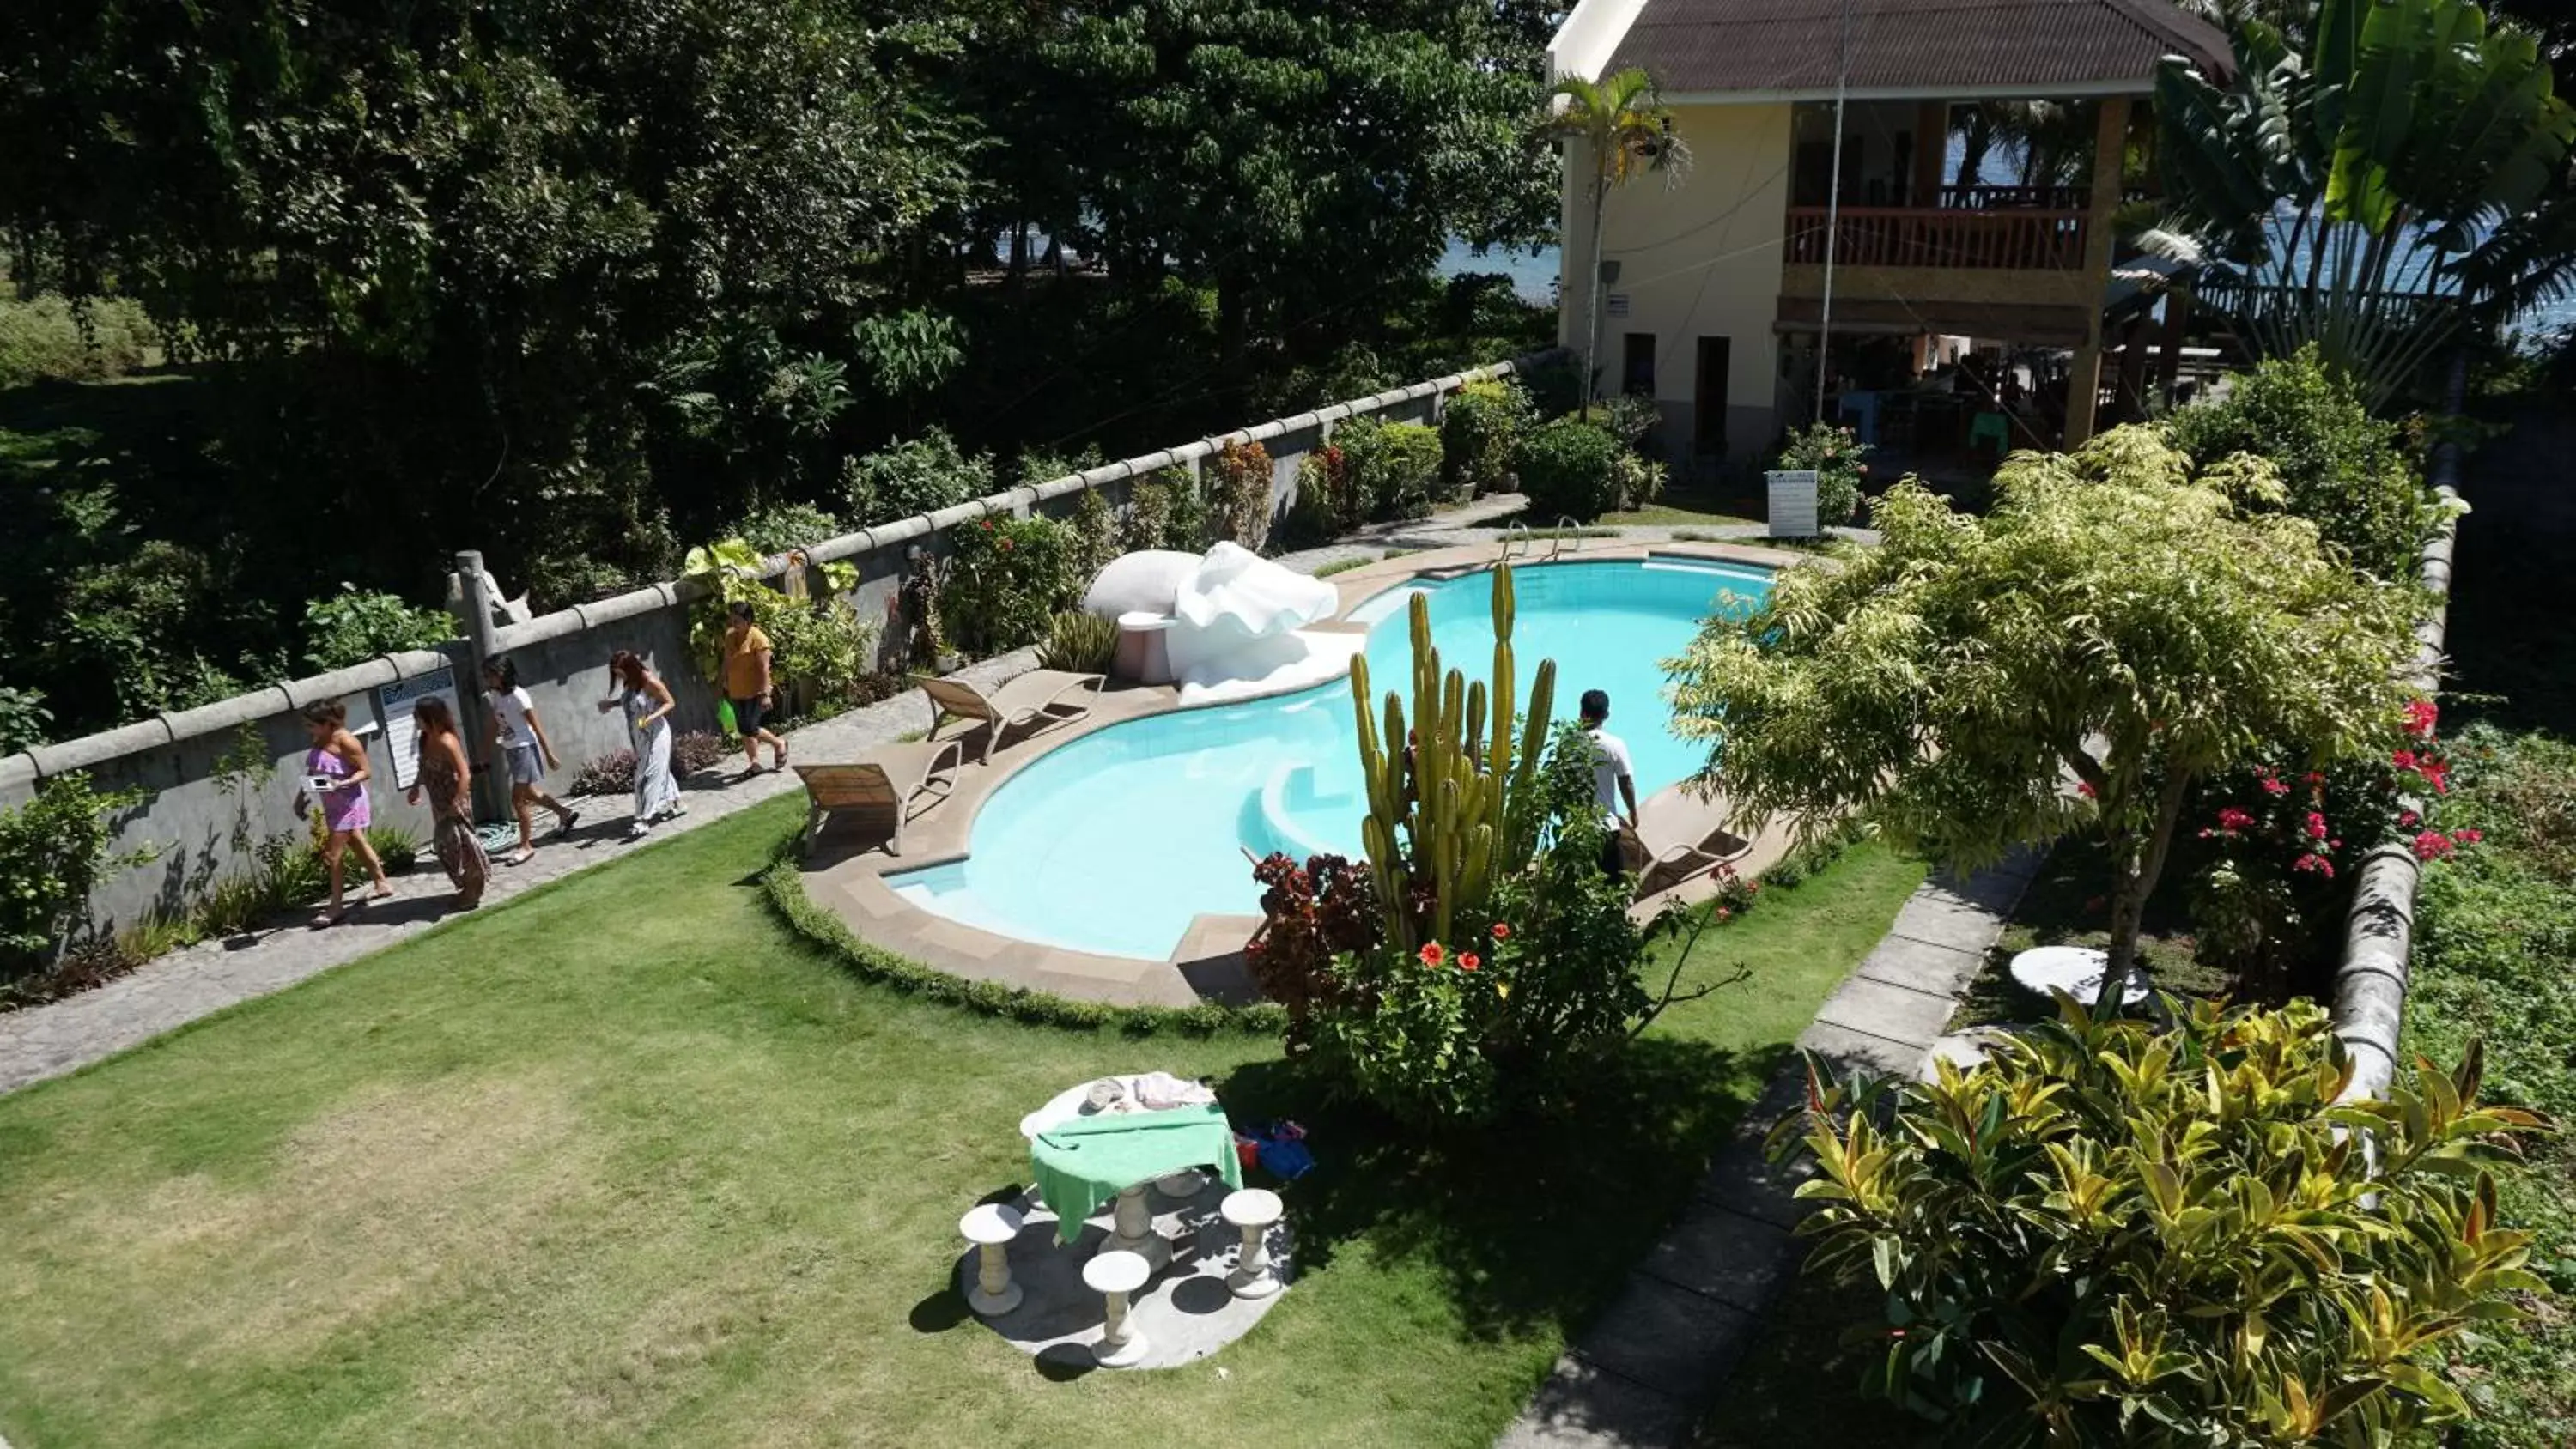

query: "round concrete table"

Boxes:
[2008, 945, 2148, 1008]
[1021, 1074, 1210, 1264]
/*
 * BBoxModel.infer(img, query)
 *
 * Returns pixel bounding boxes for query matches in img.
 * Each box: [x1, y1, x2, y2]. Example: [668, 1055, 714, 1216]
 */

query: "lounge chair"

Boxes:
[914, 669, 1105, 764]
[1632, 783, 1755, 897]
[793, 740, 963, 854]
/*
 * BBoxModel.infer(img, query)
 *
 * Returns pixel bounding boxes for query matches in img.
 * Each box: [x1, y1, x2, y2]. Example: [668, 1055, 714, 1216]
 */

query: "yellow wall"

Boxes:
[1558, 101, 1793, 462]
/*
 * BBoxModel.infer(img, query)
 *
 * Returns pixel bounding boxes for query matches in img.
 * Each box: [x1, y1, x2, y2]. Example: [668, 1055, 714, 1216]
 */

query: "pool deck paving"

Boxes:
[1496, 846, 2042, 1449]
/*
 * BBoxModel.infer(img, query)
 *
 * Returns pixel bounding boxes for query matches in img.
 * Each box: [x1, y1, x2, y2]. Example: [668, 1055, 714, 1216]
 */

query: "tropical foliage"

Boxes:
[1512, 418, 1627, 524]
[1668, 427, 2421, 999]
[1780, 997, 2546, 1444]
[1439, 378, 1533, 500]
[298, 586, 457, 672]
[938, 516, 1083, 656]
[2149, 0, 2576, 402]
[0, 773, 151, 979]
[1335, 418, 1444, 524]
[1771, 421, 1870, 529]
[2164, 347, 2441, 579]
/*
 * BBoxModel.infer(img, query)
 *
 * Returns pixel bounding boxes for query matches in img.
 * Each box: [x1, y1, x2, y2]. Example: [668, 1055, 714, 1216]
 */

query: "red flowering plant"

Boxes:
[1246, 852, 1382, 1047]
[2188, 697, 2476, 999]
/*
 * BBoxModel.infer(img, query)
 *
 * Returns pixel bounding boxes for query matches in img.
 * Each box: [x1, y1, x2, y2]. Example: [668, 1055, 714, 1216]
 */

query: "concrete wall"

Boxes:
[0, 355, 1531, 934]
[1559, 101, 1796, 465]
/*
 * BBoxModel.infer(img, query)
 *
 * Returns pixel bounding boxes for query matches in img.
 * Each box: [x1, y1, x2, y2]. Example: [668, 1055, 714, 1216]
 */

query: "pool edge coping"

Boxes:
[798, 539, 1812, 1008]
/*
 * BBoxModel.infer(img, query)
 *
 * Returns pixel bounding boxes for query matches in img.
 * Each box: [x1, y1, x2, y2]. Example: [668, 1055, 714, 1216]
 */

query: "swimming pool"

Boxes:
[889, 556, 1775, 961]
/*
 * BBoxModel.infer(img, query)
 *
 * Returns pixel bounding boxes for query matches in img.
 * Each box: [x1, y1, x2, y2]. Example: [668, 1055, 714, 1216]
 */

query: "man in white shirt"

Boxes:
[1581, 688, 1638, 876]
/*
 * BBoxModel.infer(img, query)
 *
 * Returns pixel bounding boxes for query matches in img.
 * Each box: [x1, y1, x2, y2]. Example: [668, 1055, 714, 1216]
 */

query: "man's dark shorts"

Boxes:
[729, 695, 766, 737]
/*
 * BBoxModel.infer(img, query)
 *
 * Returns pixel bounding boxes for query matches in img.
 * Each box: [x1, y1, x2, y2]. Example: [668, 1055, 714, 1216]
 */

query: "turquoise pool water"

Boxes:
[890, 558, 1774, 960]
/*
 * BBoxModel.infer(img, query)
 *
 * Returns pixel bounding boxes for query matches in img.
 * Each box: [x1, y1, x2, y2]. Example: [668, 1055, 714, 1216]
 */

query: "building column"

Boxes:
[2062, 94, 2131, 448]
[1914, 102, 1948, 205]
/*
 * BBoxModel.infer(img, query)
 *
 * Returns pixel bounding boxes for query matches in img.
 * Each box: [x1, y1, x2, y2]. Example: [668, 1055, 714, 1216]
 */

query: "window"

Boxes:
[1623, 332, 1656, 396]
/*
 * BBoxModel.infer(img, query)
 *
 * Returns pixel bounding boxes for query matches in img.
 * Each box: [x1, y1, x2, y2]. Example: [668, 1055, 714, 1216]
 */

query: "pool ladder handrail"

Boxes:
[1498, 516, 1590, 568]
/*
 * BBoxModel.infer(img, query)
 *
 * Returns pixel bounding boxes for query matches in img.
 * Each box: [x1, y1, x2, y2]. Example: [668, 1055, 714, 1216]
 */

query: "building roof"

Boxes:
[1602, 0, 2234, 98]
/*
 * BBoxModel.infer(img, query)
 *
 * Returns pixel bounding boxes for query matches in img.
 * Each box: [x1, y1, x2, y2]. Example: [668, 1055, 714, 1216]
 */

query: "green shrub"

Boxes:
[1283, 446, 1350, 549]
[1782, 997, 2545, 1443]
[763, 591, 881, 708]
[841, 427, 995, 525]
[2166, 347, 2437, 580]
[0, 773, 154, 977]
[1036, 610, 1117, 675]
[1337, 417, 1443, 522]
[1510, 418, 1624, 523]
[0, 686, 53, 754]
[1613, 452, 1667, 511]
[1439, 379, 1531, 500]
[300, 585, 456, 671]
[365, 823, 422, 874]
[1211, 440, 1274, 551]
[940, 515, 1081, 655]
[1122, 467, 1204, 552]
[0, 294, 155, 389]
[1771, 421, 1868, 528]
[1015, 444, 1105, 488]
[726, 500, 848, 556]
[1068, 487, 1119, 582]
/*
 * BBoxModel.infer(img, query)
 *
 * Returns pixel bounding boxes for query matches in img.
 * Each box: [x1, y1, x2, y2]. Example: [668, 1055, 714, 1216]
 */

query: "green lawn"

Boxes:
[0, 797, 1923, 1448]
[1619, 488, 1762, 530]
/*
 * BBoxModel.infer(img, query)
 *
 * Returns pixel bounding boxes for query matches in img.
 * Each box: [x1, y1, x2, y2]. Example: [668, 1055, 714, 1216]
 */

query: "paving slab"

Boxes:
[1573, 1275, 1759, 1401]
[1814, 973, 1959, 1048]
[1852, 934, 1988, 1000]
[1636, 1203, 1795, 1312]
[1497, 1356, 1695, 1449]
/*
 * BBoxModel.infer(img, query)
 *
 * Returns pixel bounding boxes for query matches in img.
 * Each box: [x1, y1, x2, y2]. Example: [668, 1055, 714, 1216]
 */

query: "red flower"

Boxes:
[2260, 775, 2291, 797]
[2076, 780, 2098, 799]
[2398, 809, 2420, 828]
[2305, 811, 2328, 840]
[1458, 952, 1481, 972]
[1714, 906, 1734, 923]
[2403, 699, 2439, 738]
[999, 537, 1013, 551]
[2410, 830, 2457, 862]
[2453, 828, 2483, 845]
[2304, 771, 2326, 786]
[2392, 749, 2419, 772]
[980, 518, 993, 530]
[1419, 942, 1444, 967]
[2293, 853, 2336, 878]
[2418, 759, 2450, 794]
[2215, 807, 2256, 832]
[1491, 922, 1511, 941]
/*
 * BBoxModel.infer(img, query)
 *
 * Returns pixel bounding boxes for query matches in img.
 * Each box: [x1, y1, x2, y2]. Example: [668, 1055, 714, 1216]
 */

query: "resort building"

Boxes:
[1547, 0, 2233, 470]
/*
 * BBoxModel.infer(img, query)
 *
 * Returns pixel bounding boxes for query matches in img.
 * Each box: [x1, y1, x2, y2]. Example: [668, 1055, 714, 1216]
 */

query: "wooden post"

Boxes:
[2112, 312, 2153, 422]
[1913, 102, 1947, 206]
[2155, 285, 2193, 407]
[2062, 95, 2132, 447]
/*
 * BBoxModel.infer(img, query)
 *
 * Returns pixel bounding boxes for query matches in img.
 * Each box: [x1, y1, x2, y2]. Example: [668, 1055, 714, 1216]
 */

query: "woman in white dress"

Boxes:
[598, 651, 683, 838]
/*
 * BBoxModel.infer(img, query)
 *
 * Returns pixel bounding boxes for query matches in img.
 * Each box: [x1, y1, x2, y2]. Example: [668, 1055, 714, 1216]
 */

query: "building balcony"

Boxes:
[1784, 205, 2090, 270]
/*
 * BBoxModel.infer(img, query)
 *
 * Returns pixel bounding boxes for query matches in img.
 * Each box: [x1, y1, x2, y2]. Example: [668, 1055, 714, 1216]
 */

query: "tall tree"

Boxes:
[1539, 68, 1689, 418]
[1668, 427, 2419, 1003]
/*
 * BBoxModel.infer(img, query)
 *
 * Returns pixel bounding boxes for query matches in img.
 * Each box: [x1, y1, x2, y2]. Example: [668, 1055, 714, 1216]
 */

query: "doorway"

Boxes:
[1694, 336, 1731, 455]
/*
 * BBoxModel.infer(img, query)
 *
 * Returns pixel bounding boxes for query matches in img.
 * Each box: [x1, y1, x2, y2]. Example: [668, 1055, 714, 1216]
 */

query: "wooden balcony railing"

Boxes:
[1784, 206, 2089, 270]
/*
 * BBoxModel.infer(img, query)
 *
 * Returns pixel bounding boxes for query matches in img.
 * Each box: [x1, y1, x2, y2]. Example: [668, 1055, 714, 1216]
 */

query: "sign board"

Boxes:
[377, 666, 461, 791]
[1605, 293, 1631, 318]
[1766, 470, 1820, 538]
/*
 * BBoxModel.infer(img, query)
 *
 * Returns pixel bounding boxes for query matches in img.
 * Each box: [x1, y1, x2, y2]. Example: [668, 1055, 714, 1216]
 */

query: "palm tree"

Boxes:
[2146, 0, 2576, 404]
[1540, 69, 1692, 418]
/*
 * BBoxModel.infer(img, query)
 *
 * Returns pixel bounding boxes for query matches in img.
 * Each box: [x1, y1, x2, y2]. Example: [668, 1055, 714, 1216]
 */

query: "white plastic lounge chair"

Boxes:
[1632, 784, 1756, 898]
[793, 740, 963, 853]
[914, 670, 1105, 763]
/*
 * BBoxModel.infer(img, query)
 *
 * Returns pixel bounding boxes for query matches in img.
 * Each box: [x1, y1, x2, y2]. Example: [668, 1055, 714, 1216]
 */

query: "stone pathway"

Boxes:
[1498, 848, 2042, 1449]
[0, 650, 1040, 1095]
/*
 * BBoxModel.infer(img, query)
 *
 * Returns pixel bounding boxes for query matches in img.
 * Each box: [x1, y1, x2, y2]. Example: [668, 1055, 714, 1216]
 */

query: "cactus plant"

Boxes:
[1349, 561, 1557, 948]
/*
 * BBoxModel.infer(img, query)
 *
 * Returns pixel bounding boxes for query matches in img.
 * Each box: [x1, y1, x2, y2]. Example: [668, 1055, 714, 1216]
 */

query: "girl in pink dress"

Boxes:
[293, 700, 392, 925]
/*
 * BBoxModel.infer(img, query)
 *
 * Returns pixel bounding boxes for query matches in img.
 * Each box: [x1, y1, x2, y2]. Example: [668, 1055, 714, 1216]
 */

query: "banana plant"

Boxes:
[2145, 0, 2576, 405]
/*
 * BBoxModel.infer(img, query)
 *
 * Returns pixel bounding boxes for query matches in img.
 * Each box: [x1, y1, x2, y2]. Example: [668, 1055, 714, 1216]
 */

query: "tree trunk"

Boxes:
[2103, 767, 2196, 1009]
[1008, 221, 1030, 292]
[1582, 172, 1607, 421]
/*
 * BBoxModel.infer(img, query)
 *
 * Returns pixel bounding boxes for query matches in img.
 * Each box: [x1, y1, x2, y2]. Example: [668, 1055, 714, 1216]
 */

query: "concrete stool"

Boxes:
[1221, 1188, 1285, 1300]
[959, 1203, 1025, 1317]
[1083, 1249, 1154, 1367]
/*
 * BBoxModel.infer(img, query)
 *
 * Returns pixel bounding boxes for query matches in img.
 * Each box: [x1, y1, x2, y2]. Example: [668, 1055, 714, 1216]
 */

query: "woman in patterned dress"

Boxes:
[405, 695, 489, 909]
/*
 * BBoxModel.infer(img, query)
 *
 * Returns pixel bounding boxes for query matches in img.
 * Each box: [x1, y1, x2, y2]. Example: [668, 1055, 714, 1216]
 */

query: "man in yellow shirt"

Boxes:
[721, 601, 787, 775]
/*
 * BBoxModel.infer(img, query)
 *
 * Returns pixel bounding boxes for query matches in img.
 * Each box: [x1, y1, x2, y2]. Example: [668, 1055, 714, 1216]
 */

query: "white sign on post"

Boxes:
[377, 666, 461, 791]
[1766, 469, 1820, 538]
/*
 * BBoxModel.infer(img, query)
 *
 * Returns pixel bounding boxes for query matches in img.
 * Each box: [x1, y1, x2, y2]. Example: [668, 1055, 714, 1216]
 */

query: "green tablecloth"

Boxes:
[1030, 1103, 1243, 1244]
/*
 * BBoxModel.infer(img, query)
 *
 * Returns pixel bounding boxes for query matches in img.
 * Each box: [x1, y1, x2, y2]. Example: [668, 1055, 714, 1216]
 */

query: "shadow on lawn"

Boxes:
[1214, 1036, 1783, 1343]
